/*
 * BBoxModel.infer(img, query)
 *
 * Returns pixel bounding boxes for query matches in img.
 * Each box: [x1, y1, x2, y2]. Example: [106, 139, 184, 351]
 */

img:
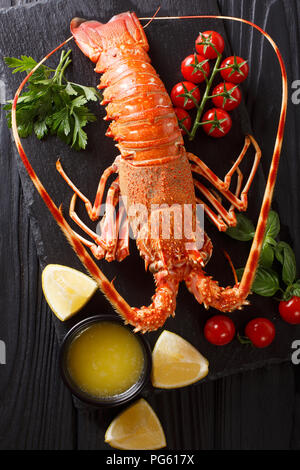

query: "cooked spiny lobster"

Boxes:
[11, 12, 287, 332]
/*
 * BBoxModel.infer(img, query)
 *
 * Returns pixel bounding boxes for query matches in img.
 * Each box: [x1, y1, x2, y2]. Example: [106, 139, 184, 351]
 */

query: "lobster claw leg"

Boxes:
[185, 269, 249, 312]
[128, 276, 179, 333]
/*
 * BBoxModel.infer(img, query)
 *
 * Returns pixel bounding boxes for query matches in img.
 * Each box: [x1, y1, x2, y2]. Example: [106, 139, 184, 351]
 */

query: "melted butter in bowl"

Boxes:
[60, 315, 152, 407]
[67, 322, 145, 398]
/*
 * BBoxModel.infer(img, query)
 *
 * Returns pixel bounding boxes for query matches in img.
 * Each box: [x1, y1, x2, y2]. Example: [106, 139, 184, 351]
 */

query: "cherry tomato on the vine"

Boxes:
[181, 53, 210, 84]
[170, 81, 201, 110]
[279, 296, 300, 324]
[245, 318, 275, 348]
[174, 107, 192, 135]
[201, 107, 232, 138]
[220, 56, 249, 84]
[195, 30, 225, 59]
[204, 315, 235, 346]
[212, 82, 242, 111]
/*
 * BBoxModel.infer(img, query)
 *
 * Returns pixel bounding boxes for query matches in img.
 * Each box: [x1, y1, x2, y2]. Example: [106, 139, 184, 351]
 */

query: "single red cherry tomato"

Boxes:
[201, 107, 232, 138]
[204, 315, 235, 346]
[212, 82, 242, 111]
[245, 318, 275, 348]
[220, 56, 249, 84]
[170, 81, 201, 110]
[181, 53, 210, 84]
[195, 30, 225, 59]
[174, 107, 192, 134]
[279, 296, 300, 324]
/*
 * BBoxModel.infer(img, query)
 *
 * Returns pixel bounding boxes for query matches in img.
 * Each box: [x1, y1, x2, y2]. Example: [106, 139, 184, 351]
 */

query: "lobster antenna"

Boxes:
[10, 36, 135, 322]
[142, 6, 161, 29]
[223, 250, 238, 285]
[138, 14, 288, 298]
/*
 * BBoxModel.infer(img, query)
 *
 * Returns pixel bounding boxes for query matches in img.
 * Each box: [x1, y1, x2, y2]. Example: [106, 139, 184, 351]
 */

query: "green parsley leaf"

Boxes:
[34, 119, 48, 139]
[4, 51, 101, 150]
[5, 55, 38, 73]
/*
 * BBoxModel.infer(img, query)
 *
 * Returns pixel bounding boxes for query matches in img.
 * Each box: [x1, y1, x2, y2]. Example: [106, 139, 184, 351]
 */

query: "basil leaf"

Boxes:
[265, 236, 277, 247]
[290, 286, 300, 297]
[251, 267, 280, 296]
[275, 241, 296, 285]
[237, 267, 279, 296]
[275, 246, 283, 264]
[265, 210, 280, 239]
[226, 214, 255, 241]
[259, 243, 274, 268]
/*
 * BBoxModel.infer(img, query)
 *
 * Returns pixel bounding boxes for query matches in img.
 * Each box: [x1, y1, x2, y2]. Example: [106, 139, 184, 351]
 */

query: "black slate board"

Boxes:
[0, 0, 299, 402]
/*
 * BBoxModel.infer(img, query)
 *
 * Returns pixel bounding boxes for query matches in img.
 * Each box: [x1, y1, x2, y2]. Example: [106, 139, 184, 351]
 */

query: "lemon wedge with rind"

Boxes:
[42, 264, 98, 321]
[105, 398, 166, 450]
[151, 330, 209, 389]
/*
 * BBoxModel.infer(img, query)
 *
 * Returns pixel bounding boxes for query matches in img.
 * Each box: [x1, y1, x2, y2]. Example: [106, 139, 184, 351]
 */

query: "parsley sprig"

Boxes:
[4, 50, 101, 150]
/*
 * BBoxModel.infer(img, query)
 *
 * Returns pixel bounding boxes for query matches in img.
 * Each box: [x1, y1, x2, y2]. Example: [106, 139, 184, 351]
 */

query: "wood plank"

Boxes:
[219, 0, 300, 450]
[0, 0, 75, 451]
[0, 106, 75, 450]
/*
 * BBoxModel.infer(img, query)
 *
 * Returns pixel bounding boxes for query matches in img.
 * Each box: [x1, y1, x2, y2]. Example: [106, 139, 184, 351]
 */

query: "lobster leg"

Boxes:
[188, 134, 261, 212]
[224, 136, 250, 188]
[129, 276, 179, 332]
[228, 167, 244, 217]
[115, 204, 130, 261]
[68, 193, 106, 251]
[67, 178, 129, 262]
[193, 167, 244, 229]
[65, 225, 104, 253]
[185, 268, 249, 312]
[99, 179, 130, 262]
[56, 159, 118, 221]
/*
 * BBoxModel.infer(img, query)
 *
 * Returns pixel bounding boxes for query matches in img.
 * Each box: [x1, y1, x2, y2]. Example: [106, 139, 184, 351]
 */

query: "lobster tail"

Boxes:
[70, 12, 149, 63]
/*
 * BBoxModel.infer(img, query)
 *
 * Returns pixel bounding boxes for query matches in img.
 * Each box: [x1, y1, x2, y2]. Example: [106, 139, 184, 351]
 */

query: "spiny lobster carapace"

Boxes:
[11, 13, 287, 332]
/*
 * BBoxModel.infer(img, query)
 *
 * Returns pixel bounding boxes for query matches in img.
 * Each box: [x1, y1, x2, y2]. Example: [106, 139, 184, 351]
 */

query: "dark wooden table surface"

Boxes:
[1, 0, 300, 450]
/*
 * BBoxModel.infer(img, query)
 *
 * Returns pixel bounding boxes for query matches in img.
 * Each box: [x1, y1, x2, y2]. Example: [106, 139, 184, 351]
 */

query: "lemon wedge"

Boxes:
[42, 264, 98, 321]
[151, 330, 209, 389]
[105, 398, 166, 450]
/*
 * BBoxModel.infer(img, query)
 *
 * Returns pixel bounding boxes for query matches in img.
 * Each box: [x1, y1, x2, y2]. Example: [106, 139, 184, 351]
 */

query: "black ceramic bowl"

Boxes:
[59, 314, 152, 408]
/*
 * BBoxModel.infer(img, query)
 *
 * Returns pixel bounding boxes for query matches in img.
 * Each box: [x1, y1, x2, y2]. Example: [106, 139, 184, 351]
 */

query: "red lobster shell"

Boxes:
[11, 12, 287, 332]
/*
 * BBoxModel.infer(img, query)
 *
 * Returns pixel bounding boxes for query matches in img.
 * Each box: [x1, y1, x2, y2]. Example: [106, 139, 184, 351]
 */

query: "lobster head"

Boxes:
[70, 12, 149, 64]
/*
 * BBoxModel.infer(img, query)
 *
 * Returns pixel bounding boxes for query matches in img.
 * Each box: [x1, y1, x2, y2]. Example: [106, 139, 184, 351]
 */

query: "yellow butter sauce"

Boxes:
[67, 322, 144, 398]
